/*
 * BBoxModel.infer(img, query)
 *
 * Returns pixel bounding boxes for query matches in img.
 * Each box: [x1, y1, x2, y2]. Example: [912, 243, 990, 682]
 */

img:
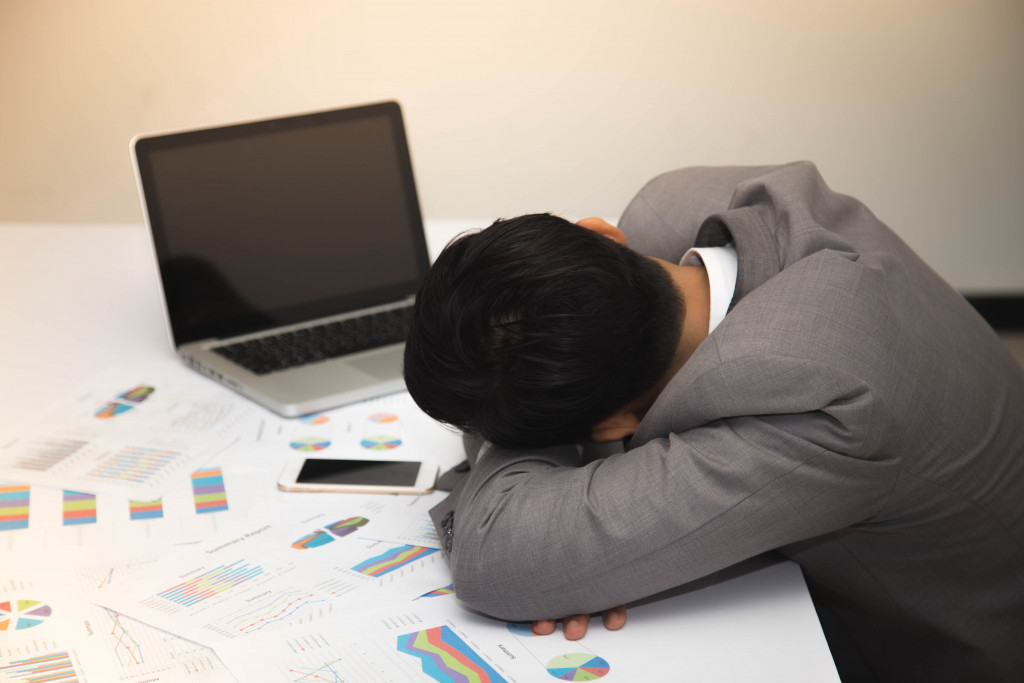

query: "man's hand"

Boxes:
[531, 605, 627, 640]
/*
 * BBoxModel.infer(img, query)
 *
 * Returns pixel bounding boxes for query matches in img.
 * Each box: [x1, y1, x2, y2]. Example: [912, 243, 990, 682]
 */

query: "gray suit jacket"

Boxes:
[430, 162, 1024, 681]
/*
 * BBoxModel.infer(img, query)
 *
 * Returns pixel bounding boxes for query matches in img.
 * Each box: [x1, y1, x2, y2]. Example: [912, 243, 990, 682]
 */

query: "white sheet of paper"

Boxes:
[251, 391, 465, 470]
[1, 562, 237, 683]
[0, 463, 256, 558]
[0, 367, 260, 500]
[93, 511, 450, 646]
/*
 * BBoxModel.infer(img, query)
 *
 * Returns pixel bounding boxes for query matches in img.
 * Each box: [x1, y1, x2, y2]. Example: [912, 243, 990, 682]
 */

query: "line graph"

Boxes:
[289, 658, 345, 683]
[224, 590, 320, 634]
[221, 578, 355, 634]
[105, 608, 145, 667]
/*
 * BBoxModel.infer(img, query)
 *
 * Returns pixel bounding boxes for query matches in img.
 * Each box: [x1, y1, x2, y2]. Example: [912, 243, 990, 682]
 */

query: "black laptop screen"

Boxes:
[134, 102, 429, 346]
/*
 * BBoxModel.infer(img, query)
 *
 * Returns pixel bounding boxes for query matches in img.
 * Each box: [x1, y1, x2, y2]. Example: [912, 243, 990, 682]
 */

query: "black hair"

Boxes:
[403, 213, 683, 449]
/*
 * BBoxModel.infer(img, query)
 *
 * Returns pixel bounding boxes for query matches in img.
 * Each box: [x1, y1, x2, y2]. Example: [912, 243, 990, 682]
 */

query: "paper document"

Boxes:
[215, 562, 840, 682]
[94, 512, 449, 645]
[0, 369, 258, 500]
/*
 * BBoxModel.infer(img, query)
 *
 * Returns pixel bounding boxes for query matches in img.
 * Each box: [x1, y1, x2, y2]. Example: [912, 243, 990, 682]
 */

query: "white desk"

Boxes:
[0, 222, 839, 682]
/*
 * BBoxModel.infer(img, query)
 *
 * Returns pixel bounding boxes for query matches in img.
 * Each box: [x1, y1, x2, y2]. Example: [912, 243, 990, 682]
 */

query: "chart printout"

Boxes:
[0, 466, 250, 555]
[0, 564, 234, 683]
[93, 512, 449, 646]
[215, 562, 841, 682]
[0, 370, 257, 499]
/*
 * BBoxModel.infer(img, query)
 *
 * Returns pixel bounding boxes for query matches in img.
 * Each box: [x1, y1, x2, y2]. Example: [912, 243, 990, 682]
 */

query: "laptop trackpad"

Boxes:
[348, 346, 403, 380]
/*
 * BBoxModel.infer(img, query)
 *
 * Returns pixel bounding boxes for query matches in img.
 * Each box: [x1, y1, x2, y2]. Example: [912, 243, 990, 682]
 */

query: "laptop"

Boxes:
[131, 101, 431, 417]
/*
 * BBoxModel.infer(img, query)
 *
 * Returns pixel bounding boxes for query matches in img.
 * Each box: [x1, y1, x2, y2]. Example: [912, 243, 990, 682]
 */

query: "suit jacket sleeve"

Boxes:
[617, 165, 776, 262]
[431, 357, 893, 621]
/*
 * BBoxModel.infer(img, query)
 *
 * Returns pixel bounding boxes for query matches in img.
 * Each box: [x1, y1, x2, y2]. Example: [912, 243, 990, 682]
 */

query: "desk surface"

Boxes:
[0, 222, 839, 682]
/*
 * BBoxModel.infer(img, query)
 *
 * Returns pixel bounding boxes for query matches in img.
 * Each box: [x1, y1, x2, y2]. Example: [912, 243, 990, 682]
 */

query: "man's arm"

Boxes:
[431, 370, 894, 622]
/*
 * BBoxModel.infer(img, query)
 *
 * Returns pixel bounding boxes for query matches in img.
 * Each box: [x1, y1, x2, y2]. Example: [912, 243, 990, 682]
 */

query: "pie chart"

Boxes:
[95, 401, 133, 419]
[291, 530, 335, 550]
[507, 622, 542, 637]
[326, 517, 369, 537]
[546, 653, 610, 681]
[360, 435, 402, 450]
[0, 599, 53, 631]
[290, 437, 331, 451]
[368, 413, 399, 423]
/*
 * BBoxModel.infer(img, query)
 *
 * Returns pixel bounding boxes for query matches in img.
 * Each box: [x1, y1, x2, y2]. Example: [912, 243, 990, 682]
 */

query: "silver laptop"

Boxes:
[131, 101, 430, 417]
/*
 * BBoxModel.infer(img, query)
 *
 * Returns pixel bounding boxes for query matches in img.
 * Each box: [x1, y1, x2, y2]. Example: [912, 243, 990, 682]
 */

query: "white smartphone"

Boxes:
[277, 456, 439, 495]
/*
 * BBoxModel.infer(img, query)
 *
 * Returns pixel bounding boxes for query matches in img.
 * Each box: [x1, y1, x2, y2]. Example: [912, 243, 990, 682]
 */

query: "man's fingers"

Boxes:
[533, 607, 625, 640]
[601, 605, 627, 631]
[562, 614, 590, 640]
[532, 616, 587, 639]
[531, 619, 557, 636]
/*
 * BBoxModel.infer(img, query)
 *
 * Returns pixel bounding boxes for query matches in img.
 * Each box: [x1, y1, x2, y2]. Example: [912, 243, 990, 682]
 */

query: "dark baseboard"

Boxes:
[965, 295, 1024, 331]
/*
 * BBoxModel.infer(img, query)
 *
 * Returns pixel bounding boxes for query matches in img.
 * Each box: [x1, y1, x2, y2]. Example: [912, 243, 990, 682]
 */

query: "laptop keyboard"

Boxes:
[212, 306, 413, 376]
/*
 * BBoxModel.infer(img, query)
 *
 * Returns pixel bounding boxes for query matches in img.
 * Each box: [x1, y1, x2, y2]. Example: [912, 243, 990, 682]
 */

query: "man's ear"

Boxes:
[590, 410, 641, 443]
[577, 217, 628, 246]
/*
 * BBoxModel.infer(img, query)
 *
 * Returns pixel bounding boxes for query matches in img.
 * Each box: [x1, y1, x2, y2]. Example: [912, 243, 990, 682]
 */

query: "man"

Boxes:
[403, 162, 1024, 681]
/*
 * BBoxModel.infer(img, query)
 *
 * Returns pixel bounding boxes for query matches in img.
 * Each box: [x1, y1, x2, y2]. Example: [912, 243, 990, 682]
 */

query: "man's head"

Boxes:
[403, 213, 683, 449]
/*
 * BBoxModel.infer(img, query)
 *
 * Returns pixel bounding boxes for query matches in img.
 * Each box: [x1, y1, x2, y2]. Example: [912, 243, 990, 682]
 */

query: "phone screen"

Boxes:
[295, 458, 422, 487]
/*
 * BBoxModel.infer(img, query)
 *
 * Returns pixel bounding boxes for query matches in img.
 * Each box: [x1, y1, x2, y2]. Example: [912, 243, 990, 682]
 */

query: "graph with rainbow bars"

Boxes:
[191, 468, 228, 514]
[0, 651, 80, 683]
[157, 559, 264, 608]
[351, 545, 437, 577]
[130, 498, 164, 520]
[87, 445, 181, 483]
[0, 485, 30, 531]
[62, 490, 97, 525]
[14, 438, 87, 472]
[397, 625, 506, 683]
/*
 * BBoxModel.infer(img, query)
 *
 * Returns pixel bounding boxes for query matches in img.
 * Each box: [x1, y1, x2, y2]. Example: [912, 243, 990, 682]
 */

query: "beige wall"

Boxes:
[1, 0, 1021, 292]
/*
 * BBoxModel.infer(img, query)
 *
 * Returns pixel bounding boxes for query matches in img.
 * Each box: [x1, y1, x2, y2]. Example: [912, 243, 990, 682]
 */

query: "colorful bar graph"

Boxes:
[352, 544, 437, 577]
[129, 498, 164, 520]
[191, 468, 228, 514]
[0, 485, 30, 531]
[157, 559, 264, 607]
[62, 491, 97, 526]
[88, 445, 181, 483]
[14, 438, 87, 471]
[0, 650, 80, 682]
